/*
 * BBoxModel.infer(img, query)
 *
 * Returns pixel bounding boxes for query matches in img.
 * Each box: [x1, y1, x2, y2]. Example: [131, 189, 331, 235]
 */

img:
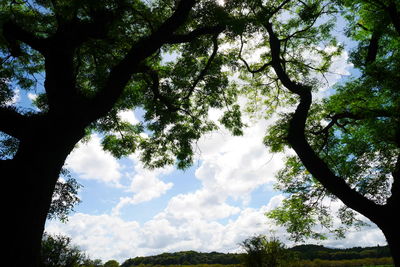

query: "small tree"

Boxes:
[103, 260, 119, 267]
[240, 235, 296, 267]
[40, 233, 86, 267]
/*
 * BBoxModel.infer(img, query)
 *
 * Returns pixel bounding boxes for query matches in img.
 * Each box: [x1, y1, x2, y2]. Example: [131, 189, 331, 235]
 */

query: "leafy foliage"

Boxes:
[0, 0, 246, 170]
[0, 131, 19, 159]
[47, 169, 82, 222]
[103, 260, 120, 267]
[240, 235, 297, 267]
[40, 233, 87, 267]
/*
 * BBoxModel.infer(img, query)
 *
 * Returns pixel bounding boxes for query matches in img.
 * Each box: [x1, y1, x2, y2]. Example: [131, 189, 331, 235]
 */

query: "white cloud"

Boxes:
[66, 134, 122, 186]
[322, 226, 386, 249]
[322, 48, 352, 88]
[193, 117, 285, 204]
[46, 193, 386, 263]
[118, 109, 139, 125]
[46, 213, 142, 261]
[66, 132, 173, 209]
[159, 189, 241, 221]
[127, 170, 173, 204]
[46, 203, 278, 262]
[304, 45, 353, 95]
[128, 113, 285, 225]
[27, 92, 38, 101]
[112, 156, 174, 215]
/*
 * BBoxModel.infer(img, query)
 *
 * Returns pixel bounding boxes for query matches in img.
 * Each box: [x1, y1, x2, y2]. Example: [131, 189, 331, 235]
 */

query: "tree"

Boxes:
[227, 0, 399, 264]
[0, 1, 240, 266]
[240, 235, 296, 267]
[103, 260, 119, 267]
[40, 233, 86, 267]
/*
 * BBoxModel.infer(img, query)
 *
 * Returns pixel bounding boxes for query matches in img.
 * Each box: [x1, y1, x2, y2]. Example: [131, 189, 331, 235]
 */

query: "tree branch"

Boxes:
[85, 0, 197, 122]
[0, 106, 29, 139]
[264, 21, 303, 94]
[183, 34, 220, 101]
[386, 0, 400, 36]
[309, 111, 392, 136]
[257, 0, 292, 18]
[139, 64, 180, 112]
[366, 30, 381, 64]
[239, 35, 272, 74]
[2, 20, 47, 55]
[367, 0, 400, 36]
[139, 32, 220, 113]
[264, 20, 382, 222]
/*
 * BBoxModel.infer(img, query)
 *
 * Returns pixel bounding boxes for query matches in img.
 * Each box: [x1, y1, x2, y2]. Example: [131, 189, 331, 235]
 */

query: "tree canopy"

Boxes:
[0, 0, 242, 168]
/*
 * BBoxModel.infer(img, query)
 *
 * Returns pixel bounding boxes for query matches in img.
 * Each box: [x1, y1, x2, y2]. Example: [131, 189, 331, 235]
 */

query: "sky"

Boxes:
[4, 11, 388, 265]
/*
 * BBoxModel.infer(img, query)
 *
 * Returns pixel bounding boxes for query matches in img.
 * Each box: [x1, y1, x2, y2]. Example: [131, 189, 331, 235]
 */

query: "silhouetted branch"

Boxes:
[2, 20, 47, 55]
[139, 64, 180, 112]
[0, 106, 29, 139]
[366, 30, 381, 64]
[184, 34, 220, 100]
[87, 0, 197, 122]
[239, 35, 272, 73]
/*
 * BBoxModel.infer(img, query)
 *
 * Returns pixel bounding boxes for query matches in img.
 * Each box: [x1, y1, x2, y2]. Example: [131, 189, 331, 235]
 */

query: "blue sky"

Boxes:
[5, 20, 387, 264]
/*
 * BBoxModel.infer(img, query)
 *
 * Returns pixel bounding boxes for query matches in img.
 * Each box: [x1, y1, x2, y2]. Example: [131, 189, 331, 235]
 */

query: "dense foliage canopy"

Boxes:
[0, 0, 243, 168]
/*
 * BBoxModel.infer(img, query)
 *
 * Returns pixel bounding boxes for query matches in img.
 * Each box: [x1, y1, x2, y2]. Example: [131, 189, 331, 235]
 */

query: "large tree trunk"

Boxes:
[374, 211, 400, 266]
[385, 230, 400, 266]
[3, 121, 85, 267]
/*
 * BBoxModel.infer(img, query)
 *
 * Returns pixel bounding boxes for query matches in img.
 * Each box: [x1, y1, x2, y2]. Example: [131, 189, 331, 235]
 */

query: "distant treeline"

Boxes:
[121, 251, 241, 267]
[121, 245, 392, 267]
[291, 244, 391, 260]
[296, 257, 393, 267]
